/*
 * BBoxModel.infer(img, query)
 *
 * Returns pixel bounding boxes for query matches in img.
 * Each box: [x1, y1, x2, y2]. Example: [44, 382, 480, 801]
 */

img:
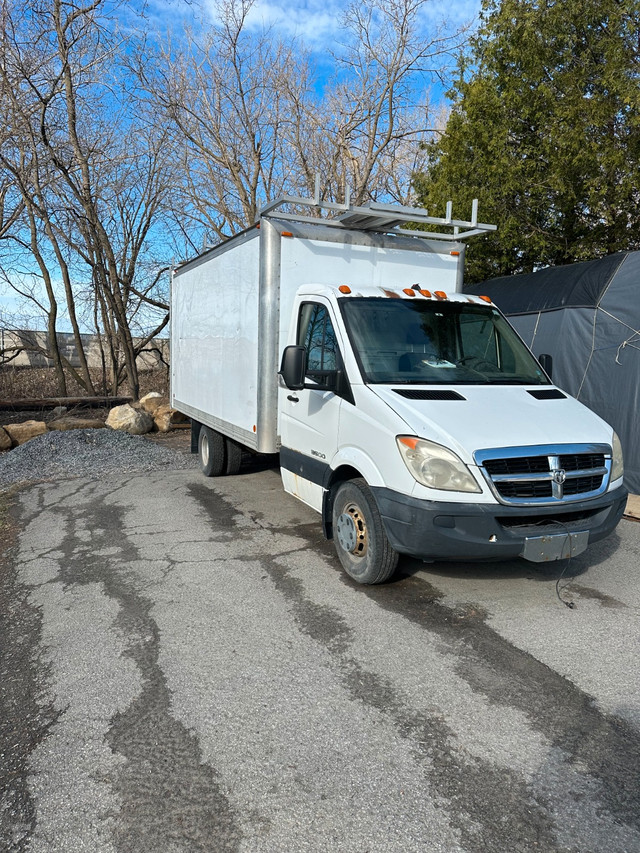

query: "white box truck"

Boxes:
[171, 191, 627, 584]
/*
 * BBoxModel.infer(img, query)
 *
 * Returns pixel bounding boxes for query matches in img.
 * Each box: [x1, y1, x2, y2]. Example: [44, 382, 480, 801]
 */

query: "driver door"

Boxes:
[280, 301, 344, 511]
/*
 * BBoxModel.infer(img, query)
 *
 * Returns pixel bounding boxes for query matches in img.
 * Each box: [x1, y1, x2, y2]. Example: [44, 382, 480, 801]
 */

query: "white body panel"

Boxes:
[370, 385, 612, 464]
[171, 233, 262, 446]
[279, 236, 458, 297]
[280, 469, 324, 511]
[334, 382, 618, 505]
[172, 223, 462, 451]
[275, 237, 460, 394]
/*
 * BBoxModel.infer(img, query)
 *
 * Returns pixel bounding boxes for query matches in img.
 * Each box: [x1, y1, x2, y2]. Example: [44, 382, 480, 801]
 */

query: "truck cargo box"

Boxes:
[171, 216, 466, 453]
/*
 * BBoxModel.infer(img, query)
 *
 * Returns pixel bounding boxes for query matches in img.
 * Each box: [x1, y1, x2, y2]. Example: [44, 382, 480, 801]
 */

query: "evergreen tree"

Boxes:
[413, 0, 640, 282]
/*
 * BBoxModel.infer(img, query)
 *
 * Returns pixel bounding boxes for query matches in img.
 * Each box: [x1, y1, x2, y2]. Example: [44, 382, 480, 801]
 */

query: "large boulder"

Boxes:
[48, 417, 106, 431]
[106, 404, 153, 435]
[4, 420, 47, 446]
[153, 404, 189, 433]
[139, 392, 168, 414]
[0, 427, 12, 451]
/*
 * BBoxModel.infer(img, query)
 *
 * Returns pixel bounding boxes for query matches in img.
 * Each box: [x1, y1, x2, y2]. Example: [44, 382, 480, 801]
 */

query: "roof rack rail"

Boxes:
[258, 177, 496, 242]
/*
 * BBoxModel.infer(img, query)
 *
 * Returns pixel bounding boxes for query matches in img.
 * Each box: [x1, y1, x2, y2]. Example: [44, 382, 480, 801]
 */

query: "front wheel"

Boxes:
[331, 478, 399, 584]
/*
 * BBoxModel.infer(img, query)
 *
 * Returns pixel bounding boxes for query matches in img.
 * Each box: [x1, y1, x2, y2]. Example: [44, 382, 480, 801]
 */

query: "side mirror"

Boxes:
[279, 345, 306, 390]
[538, 353, 553, 378]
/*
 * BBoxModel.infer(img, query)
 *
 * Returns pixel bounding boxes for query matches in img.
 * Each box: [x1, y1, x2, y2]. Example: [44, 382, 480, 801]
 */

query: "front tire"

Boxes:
[199, 426, 226, 477]
[331, 478, 399, 584]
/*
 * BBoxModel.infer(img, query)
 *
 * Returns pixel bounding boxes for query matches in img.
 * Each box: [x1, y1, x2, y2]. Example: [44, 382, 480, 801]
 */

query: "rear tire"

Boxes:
[199, 426, 226, 477]
[224, 437, 243, 475]
[331, 478, 399, 584]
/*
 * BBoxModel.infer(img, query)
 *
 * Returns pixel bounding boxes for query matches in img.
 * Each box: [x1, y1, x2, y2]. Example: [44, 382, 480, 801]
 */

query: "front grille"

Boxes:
[497, 481, 555, 499]
[475, 444, 611, 506]
[560, 453, 604, 471]
[498, 507, 602, 529]
[563, 475, 604, 495]
[485, 457, 550, 476]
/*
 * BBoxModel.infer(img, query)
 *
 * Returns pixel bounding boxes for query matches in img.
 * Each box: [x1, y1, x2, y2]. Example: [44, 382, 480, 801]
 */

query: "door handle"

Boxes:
[287, 394, 299, 403]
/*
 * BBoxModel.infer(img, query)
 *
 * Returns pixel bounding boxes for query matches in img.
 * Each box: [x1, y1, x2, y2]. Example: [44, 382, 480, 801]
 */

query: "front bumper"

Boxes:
[371, 485, 628, 563]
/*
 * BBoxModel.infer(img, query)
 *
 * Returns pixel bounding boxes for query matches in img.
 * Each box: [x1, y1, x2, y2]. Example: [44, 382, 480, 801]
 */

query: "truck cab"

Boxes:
[279, 285, 627, 583]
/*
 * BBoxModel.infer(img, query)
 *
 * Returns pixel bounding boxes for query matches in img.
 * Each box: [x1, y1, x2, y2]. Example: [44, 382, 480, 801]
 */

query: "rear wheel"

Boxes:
[199, 426, 226, 477]
[224, 437, 243, 475]
[331, 478, 399, 584]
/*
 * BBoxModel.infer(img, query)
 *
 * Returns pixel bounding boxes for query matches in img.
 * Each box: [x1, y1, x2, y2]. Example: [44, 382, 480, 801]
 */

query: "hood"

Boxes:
[370, 385, 614, 463]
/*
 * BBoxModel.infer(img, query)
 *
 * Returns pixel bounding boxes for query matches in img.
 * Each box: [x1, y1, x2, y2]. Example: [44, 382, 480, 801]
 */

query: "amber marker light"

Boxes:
[479, 295, 492, 303]
[282, 231, 294, 237]
[450, 250, 460, 256]
[398, 436, 420, 450]
[339, 285, 352, 294]
[402, 288, 417, 296]
[434, 291, 448, 300]
[419, 289, 432, 298]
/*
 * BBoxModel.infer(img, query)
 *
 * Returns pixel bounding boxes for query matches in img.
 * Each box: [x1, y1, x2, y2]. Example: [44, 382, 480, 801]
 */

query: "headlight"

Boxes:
[611, 431, 624, 482]
[397, 436, 481, 493]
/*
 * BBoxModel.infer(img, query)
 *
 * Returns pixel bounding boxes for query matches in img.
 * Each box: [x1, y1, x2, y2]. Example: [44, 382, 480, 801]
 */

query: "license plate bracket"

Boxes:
[521, 530, 589, 562]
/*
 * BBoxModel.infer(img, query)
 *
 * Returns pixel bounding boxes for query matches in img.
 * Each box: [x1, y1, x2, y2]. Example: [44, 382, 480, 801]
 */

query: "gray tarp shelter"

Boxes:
[466, 252, 640, 494]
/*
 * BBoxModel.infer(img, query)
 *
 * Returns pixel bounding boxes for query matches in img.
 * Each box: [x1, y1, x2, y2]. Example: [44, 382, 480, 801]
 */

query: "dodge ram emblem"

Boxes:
[552, 469, 567, 485]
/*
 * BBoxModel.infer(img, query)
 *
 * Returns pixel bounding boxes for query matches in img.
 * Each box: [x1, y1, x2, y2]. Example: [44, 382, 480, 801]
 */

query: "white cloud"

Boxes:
[199, 0, 345, 47]
[245, 0, 344, 45]
[201, 0, 481, 51]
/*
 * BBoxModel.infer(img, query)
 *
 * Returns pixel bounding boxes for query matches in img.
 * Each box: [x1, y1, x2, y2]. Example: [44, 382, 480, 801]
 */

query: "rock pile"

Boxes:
[0, 428, 198, 489]
[106, 404, 154, 435]
[0, 392, 189, 454]
[0, 420, 48, 449]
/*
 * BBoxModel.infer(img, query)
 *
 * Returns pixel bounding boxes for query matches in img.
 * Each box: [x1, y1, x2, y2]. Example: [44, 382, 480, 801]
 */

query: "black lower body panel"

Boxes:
[371, 485, 628, 562]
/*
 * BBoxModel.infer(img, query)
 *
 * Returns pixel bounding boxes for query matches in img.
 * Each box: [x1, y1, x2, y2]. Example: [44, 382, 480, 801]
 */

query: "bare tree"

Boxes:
[140, 0, 469, 245]
[0, 3, 75, 393]
[313, 0, 465, 206]
[135, 0, 316, 245]
[0, 0, 173, 398]
[0, 0, 470, 402]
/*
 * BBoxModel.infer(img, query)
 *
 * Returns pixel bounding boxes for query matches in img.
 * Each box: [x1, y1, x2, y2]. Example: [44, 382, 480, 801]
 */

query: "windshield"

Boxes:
[340, 298, 549, 385]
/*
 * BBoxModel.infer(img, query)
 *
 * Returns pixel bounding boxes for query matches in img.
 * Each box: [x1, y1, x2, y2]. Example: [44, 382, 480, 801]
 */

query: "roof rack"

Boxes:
[258, 176, 496, 242]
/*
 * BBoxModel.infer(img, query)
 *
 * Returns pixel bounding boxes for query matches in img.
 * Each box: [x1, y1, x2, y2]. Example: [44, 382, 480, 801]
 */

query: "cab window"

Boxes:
[297, 303, 338, 375]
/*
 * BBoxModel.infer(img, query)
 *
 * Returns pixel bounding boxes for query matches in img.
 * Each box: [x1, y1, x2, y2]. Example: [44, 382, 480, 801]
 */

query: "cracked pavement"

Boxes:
[1, 461, 639, 852]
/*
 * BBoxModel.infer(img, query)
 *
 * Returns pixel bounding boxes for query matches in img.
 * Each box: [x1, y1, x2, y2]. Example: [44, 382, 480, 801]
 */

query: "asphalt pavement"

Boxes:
[1, 460, 639, 853]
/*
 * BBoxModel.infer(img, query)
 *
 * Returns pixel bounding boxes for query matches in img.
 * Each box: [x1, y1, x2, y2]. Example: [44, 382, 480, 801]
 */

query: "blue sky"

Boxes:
[202, 0, 483, 46]
[228, 0, 485, 103]
[1, 0, 484, 335]
[140, 0, 485, 121]
[144, 0, 483, 60]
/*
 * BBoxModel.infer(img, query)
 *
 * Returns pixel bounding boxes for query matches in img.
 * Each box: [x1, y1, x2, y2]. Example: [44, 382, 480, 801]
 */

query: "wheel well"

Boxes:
[322, 465, 363, 540]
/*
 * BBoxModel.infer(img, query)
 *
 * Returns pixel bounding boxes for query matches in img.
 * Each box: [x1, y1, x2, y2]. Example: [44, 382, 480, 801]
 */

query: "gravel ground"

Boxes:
[0, 428, 198, 489]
